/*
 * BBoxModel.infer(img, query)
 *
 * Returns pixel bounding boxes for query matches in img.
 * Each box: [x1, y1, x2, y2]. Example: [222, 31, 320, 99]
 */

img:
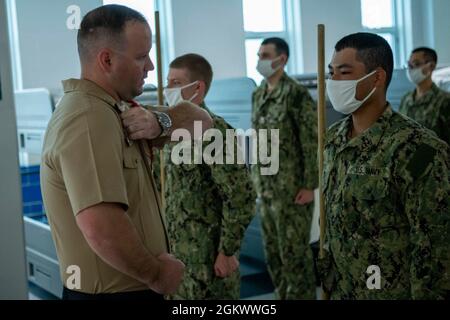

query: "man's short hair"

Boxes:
[335, 32, 394, 91]
[77, 4, 148, 62]
[169, 54, 214, 94]
[412, 47, 438, 64]
[261, 37, 290, 60]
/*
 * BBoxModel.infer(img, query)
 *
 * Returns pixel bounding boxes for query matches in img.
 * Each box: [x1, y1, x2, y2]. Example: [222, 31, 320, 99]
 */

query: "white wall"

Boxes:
[15, 0, 102, 93]
[398, 0, 450, 67]
[14, 0, 247, 91]
[409, 0, 429, 50]
[12, 0, 450, 91]
[431, 0, 450, 66]
[299, 0, 362, 73]
[170, 0, 247, 79]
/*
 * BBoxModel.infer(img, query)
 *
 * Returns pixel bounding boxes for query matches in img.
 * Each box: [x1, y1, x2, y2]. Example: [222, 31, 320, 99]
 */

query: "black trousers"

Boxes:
[62, 287, 164, 301]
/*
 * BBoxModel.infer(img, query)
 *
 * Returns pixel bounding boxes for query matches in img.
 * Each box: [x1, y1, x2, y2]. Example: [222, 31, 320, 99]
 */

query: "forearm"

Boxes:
[218, 218, 247, 256]
[300, 120, 319, 189]
[151, 102, 213, 148]
[218, 198, 256, 255]
[77, 205, 160, 286]
[212, 163, 256, 256]
[403, 146, 450, 299]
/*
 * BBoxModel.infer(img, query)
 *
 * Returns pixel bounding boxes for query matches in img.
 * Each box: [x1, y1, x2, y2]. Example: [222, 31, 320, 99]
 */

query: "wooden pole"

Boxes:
[155, 10, 165, 210]
[155, 11, 164, 105]
[317, 24, 329, 300]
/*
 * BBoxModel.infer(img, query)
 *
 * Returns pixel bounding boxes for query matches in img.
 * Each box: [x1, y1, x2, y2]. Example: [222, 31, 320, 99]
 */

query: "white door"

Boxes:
[0, 0, 28, 300]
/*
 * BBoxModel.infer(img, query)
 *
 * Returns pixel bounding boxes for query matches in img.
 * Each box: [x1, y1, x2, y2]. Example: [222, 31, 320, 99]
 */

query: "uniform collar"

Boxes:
[199, 101, 213, 114]
[331, 104, 393, 153]
[410, 82, 440, 105]
[62, 78, 119, 108]
[255, 72, 289, 106]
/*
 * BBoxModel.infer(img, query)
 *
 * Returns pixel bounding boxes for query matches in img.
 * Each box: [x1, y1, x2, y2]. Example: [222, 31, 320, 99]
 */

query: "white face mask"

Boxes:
[257, 56, 282, 79]
[163, 81, 199, 106]
[326, 70, 377, 115]
[407, 64, 430, 85]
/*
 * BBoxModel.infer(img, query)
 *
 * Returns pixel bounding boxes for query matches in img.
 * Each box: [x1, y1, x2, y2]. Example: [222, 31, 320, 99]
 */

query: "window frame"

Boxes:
[243, 0, 302, 82]
[360, 0, 402, 68]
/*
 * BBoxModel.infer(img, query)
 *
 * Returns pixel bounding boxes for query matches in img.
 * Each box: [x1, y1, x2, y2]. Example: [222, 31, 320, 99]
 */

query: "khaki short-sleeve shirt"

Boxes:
[40, 79, 168, 294]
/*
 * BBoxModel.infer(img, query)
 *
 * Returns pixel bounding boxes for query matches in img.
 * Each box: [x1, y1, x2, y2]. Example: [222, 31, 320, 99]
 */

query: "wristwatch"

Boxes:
[152, 111, 172, 138]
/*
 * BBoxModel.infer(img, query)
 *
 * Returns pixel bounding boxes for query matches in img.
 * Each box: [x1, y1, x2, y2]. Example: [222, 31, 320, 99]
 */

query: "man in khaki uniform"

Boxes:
[40, 4, 212, 300]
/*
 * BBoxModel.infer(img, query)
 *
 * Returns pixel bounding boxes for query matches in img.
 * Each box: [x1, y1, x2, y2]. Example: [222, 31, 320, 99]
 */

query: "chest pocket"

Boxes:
[349, 174, 388, 201]
[124, 151, 139, 168]
[257, 99, 287, 128]
[267, 105, 287, 126]
[181, 162, 198, 172]
[322, 147, 336, 198]
[123, 147, 142, 201]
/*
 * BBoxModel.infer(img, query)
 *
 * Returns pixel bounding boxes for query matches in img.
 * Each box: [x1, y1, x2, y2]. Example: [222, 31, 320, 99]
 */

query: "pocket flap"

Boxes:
[123, 153, 139, 169]
[349, 174, 388, 200]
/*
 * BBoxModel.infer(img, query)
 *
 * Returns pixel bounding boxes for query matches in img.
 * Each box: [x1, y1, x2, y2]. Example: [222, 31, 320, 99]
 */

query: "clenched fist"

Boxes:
[121, 106, 162, 140]
[148, 253, 185, 295]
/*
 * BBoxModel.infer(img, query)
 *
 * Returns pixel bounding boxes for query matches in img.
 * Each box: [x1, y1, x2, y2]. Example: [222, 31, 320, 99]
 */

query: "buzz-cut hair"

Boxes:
[169, 54, 214, 94]
[412, 47, 438, 64]
[335, 32, 394, 91]
[77, 4, 148, 63]
[261, 37, 290, 60]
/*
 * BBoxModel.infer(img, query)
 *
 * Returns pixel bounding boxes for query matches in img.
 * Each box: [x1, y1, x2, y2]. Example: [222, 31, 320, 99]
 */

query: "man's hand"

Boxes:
[295, 188, 314, 205]
[121, 106, 162, 140]
[148, 253, 185, 295]
[214, 252, 239, 278]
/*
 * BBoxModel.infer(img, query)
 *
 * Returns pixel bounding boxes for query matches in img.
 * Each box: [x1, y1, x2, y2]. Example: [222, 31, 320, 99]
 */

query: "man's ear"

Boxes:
[429, 61, 437, 72]
[272, 53, 287, 68]
[281, 53, 289, 65]
[97, 49, 113, 73]
[195, 80, 207, 101]
[374, 68, 387, 89]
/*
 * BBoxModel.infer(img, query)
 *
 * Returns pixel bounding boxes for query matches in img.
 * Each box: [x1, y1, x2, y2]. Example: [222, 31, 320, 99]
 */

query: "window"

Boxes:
[103, 0, 158, 85]
[360, 0, 400, 67]
[243, 0, 284, 32]
[243, 0, 288, 84]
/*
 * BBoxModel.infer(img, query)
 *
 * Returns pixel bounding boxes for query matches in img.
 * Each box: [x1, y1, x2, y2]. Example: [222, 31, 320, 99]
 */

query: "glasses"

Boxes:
[405, 61, 430, 70]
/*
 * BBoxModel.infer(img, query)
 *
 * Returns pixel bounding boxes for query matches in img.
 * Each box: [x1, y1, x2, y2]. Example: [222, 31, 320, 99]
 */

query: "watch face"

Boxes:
[162, 113, 172, 128]
[156, 112, 172, 137]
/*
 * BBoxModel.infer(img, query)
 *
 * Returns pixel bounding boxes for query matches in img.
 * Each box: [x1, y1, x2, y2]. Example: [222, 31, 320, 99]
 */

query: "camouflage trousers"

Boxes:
[259, 197, 316, 300]
[169, 263, 240, 300]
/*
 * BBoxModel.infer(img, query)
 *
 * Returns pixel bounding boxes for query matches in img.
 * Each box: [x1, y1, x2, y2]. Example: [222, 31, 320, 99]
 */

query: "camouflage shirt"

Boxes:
[399, 83, 450, 145]
[153, 103, 255, 263]
[251, 73, 318, 198]
[322, 104, 450, 299]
